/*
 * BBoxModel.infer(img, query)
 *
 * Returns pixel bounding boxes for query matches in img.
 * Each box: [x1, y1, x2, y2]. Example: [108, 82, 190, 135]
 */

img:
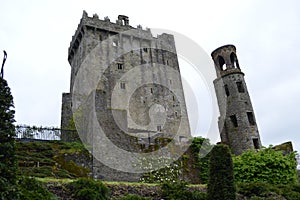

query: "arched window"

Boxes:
[218, 56, 226, 71]
[230, 53, 240, 69]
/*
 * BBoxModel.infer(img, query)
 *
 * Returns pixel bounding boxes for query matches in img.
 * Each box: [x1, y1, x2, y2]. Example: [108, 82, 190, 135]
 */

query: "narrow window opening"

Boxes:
[117, 63, 124, 70]
[230, 52, 240, 69]
[112, 40, 118, 47]
[230, 52, 236, 68]
[172, 96, 175, 101]
[157, 125, 162, 132]
[166, 60, 169, 65]
[236, 81, 245, 93]
[230, 115, 238, 127]
[253, 138, 260, 149]
[120, 82, 126, 89]
[218, 56, 226, 71]
[247, 112, 255, 125]
[143, 48, 148, 53]
[150, 88, 153, 94]
[224, 84, 230, 96]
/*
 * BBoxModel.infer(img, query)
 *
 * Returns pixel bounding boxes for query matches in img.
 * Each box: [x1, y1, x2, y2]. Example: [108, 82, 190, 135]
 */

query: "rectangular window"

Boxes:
[120, 82, 126, 89]
[253, 138, 260, 149]
[224, 84, 230, 96]
[157, 125, 162, 132]
[230, 115, 238, 127]
[150, 88, 153, 94]
[143, 48, 148, 53]
[247, 112, 255, 125]
[117, 63, 124, 70]
[236, 81, 245, 93]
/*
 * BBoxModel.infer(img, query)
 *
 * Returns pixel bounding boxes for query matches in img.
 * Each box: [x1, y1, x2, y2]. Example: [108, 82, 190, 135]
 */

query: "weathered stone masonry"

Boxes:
[61, 11, 191, 181]
[212, 45, 262, 155]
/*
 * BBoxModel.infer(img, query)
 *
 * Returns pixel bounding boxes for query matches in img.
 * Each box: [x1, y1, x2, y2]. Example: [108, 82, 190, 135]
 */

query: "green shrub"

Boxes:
[233, 147, 297, 184]
[116, 194, 151, 200]
[237, 182, 272, 197]
[207, 144, 236, 200]
[160, 181, 190, 200]
[160, 181, 206, 200]
[189, 190, 207, 200]
[274, 183, 300, 200]
[18, 177, 56, 200]
[67, 178, 110, 200]
[237, 182, 300, 200]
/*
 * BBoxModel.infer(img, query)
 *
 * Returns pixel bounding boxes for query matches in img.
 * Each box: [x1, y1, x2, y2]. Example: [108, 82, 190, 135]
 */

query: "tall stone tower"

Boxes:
[212, 45, 262, 155]
[61, 11, 191, 181]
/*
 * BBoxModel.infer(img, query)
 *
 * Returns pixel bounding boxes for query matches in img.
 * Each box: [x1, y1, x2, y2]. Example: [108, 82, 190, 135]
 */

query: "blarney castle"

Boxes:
[61, 11, 262, 181]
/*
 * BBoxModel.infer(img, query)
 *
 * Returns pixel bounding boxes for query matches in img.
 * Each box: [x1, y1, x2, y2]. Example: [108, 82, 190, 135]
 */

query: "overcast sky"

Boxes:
[1, 0, 300, 152]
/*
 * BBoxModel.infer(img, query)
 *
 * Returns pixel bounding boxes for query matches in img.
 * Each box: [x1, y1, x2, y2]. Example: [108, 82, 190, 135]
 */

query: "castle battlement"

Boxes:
[68, 11, 171, 63]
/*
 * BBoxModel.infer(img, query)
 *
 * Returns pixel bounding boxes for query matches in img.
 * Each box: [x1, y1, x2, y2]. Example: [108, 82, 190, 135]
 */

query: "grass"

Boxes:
[16, 140, 91, 178]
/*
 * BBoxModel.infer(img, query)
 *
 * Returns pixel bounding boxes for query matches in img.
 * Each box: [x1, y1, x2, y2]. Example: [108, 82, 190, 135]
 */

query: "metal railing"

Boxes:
[15, 125, 61, 140]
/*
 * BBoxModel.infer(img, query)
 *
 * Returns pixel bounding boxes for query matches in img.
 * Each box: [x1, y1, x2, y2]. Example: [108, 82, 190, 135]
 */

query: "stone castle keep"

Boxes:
[61, 11, 261, 180]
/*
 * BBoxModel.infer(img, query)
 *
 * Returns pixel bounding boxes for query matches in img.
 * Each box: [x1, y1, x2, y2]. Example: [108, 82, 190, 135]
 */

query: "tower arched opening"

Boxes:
[218, 56, 226, 71]
[230, 52, 240, 69]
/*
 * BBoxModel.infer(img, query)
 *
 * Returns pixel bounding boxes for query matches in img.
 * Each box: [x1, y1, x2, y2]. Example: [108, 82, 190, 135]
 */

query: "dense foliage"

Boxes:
[0, 78, 17, 199]
[18, 177, 55, 200]
[207, 144, 236, 200]
[190, 137, 213, 183]
[67, 178, 110, 200]
[237, 182, 300, 200]
[233, 147, 297, 184]
[115, 194, 151, 200]
[160, 181, 206, 200]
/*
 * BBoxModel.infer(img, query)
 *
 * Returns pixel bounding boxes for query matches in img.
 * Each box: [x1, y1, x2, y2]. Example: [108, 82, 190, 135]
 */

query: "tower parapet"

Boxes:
[212, 45, 262, 155]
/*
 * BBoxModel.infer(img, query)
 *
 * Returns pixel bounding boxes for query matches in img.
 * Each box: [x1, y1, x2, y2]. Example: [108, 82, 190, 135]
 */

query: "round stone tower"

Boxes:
[212, 44, 262, 155]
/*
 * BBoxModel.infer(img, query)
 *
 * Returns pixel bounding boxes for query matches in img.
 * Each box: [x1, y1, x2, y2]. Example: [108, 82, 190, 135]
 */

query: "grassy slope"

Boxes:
[16, 140, 91, 178]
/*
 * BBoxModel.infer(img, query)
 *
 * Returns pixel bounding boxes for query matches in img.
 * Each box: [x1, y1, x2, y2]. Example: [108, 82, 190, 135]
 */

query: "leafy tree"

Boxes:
[0, 77, 17, 199]
[233, 147, 297, 184]
[207, 144, 236, 200]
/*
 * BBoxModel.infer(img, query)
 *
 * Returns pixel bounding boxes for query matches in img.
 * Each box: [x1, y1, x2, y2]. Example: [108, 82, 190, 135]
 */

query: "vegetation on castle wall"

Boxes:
[16, 140, 91, 178]
[190, 137, 213, 184]
[138, 156, 182, 183]
[0, 78, 18, 199]
[207, 144, 236, 200]
[233, 147, 297, 184]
